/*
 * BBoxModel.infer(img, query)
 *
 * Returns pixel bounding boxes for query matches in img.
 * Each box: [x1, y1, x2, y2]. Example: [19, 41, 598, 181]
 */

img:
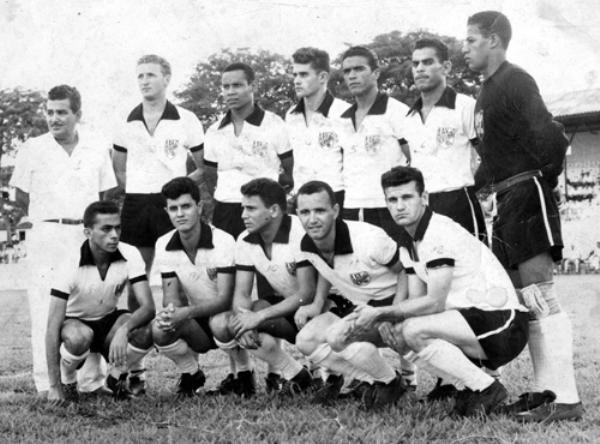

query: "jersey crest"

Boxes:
[164, 139, 179, 159]
[349, 271, 371, 286]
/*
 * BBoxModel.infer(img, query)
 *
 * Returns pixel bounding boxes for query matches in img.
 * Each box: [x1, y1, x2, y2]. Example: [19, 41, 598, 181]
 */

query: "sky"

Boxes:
[1, 0, 600, 137]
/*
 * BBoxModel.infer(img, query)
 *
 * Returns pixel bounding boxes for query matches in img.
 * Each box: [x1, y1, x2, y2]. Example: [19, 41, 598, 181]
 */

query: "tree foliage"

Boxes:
[0, 88, 47, 165]
[176, 31, 481, 124]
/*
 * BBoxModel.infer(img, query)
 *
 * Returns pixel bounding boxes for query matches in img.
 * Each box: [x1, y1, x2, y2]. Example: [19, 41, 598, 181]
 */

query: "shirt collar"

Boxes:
[165, 222, 214, 251]
[411, 206, 433, 242]
[243, 214, 292, 245]
[407, 86, 457, 116]
[218, 104, 266, 129]
[300, 218, 354, 258]
[127, 100, 180, 123]
[484, 60, 511, 85]
[291, 91, 335, 118]
[340, 92, 389, 128]
[79, 240, 126, 267]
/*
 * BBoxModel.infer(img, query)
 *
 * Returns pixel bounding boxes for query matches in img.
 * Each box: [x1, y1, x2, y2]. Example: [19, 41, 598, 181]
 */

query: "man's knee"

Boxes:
[518, 252, 554, 285]
[251, 299, 270, 312]
[402, 318, 425, 351]
[61, 320, 93, 355]
[296, 316, 330, 356]
[151, 320, 178, 346]
[325, 319, 352, 352]
[129, 323, 153, 349]
[209, 311, 235, 342]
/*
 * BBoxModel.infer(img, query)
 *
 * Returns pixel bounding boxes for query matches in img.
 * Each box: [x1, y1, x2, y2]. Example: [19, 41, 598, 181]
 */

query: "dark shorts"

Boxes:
[343, 206, 412, 249]
[256, 295, 298, 344]
[68, 309, 130, 354]
[121, 193, 173, 247]
[193, 317, 218, 350]
[212, 200, 245, 239]
[458, 307, 529, 370]
[492, 177, 563, 269]
[429, 187, 487, 245]
[328, 294, 395, 319]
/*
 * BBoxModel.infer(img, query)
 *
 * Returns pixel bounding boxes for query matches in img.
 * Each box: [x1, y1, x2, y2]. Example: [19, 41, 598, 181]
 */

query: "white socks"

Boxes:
[156, 339, 199, 374]
[248, 333, 303, 380]
[339, 342, 396, 384]
[406, 339, 494, 392]
[214, 338, 253, 374]
[59, 344, 89, 384]
[528, 312, 580, 403]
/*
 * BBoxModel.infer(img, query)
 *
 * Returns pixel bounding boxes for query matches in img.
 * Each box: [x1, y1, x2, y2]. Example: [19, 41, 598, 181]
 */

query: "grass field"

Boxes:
[1, 275, 599, 443]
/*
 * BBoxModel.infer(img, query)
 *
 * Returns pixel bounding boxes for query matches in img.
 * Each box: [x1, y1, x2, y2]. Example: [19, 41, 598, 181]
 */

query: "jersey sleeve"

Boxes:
[421, 232, 456, 270]
[112, 121, 128, 154]
[99, 143, 118, 191]
[203, 127, 218, 167]
[391, 100, 409, 145]
[214, 230, 236, 274]
[234, 238, 255, 272]
[274, 116, 292, 158]
[49, 265, 76, 300]
[461, 96, 478, 141]
[9, 140, 34, 192]
[121, 244, 148, 283]
[368, 227, 400, 268]
[185, 110, 205, 153]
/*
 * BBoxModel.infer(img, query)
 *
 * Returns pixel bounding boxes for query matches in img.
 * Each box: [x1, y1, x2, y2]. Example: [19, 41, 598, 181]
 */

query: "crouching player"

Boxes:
[210, 178, 316, 396]
[46, 201, 155, 402]
[293, 181, 405, 409]
[342, 166, 529, 417]
[152, 177, 252, 397]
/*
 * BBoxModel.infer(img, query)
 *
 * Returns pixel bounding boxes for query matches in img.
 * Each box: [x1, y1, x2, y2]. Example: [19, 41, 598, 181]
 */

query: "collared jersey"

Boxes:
[10, 130, 116, 222]
[339, 94, 409, 208]
[300, 219, 400, 302]
[205, 106, 292, 203]
[399, 207, 525, 312]
[404, 87, 477, 193]
[50, 241, 147, 321]
[113, 101, 205, 193]
[285, 92, 348, 192]
[154, 222, 235, 305]
[235, 215, 310, 298]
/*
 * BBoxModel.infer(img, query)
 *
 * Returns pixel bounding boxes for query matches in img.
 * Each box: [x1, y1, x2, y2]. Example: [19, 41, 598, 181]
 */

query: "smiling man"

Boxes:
[285, 47, 347, 209]
[151, 177, 250, 397]
[204, 63, 294, 238]
[46, 201, 155, 402]
[10, 85, 116, 395]
[113, 54, 206, 272]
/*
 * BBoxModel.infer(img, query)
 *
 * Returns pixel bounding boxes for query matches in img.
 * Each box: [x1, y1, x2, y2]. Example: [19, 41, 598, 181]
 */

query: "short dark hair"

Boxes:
[137, 54, 172, 76]
[468, 11, 512, 49]
[161, 177, 200, 203]
[223, 62, 255, 83]
[381, 166, 425, 194]
[48, 85, 81, 113]
[241, 178, 287, 212]
[83, 201, 120, 228]
[292, 47, 330, 73]
[341, 46, 378, 71]
[414, 38, 449, 62]
[296, 180, 337, 207]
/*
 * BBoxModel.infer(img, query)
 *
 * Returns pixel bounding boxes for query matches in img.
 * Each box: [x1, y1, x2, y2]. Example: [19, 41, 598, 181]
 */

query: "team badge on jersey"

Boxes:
[318, 131, 338, 150]
[251, 140, 269, 157]
[350, 271, 371, 286]
[285, 262, 297, 276]
[364, 135, 381, 154]
[206, 267, 218, 281]
[436, 127, 457, 149]
[114, 281, 126, 298]
[164, 139, 179, 159]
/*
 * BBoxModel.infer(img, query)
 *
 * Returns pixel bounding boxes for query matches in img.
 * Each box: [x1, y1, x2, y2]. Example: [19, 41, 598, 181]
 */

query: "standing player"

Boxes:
[204, 63, 294, 238]
[336, 166, 528, 417]
[404, 38, 486, 243]
[286, 47, 347, 209]
[10, 85, 116, 395]
[338, 46, 411, 237]
[293, 181, 405, 409]
[463, 11, 582, 421]
[210, 178, 315, 395]
[46, 201, 154, 402]
[112, 54, 206, 271]
[152, 177, 253, 397]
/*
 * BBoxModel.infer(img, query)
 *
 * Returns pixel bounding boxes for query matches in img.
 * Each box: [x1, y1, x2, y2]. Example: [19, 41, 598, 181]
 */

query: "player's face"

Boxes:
[222, 70, 253, 111]
[87, 213, 121, 253]
[463, 25, 491, 72]
[342, 56, 378, 96]
[46, 99, 80, 140]
[165, 194, 201, 233]
[137, 63, 170, 100]
[296, 191, 339, 241]
[292, 63, 324, 99]
[384, 182, 427, 229]
[412, 47, 448, 92]
[241, 195, 273, 234]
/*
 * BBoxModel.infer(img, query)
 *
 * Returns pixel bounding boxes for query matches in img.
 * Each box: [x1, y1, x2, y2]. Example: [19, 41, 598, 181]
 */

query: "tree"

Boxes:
[175, 48, 295, 127]
[0, 88, 47, 168]
[329, 30, 482, 105]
